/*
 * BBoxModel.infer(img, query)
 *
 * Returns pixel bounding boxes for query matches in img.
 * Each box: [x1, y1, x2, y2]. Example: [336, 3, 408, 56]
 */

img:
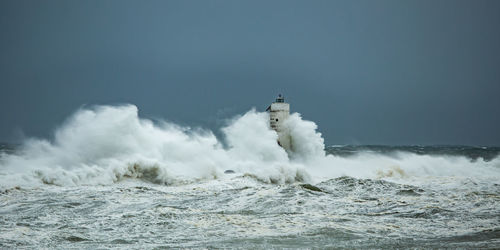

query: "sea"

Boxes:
[1, 105, 499, 248]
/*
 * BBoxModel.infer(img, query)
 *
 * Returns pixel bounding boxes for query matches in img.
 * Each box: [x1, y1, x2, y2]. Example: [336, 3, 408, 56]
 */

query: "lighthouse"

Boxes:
[266, 94, 292, 150]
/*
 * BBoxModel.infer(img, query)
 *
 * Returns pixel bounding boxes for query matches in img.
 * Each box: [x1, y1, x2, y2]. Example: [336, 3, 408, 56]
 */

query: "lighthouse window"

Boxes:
[276, 119, 278, 122]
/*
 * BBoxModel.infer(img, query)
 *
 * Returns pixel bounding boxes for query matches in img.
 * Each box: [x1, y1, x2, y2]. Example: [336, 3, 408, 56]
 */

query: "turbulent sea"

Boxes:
[1, 105, 499, 248]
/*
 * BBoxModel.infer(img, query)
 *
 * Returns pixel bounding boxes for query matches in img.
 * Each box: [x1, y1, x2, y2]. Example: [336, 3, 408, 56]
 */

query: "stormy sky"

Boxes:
[1, 0, 499, 146]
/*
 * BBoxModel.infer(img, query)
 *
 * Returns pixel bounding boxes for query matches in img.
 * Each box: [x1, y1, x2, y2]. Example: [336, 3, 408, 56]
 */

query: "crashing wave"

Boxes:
[0, 104, 499, 190]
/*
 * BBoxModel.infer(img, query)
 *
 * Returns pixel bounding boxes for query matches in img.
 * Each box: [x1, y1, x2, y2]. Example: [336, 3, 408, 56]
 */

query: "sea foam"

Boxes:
[0, 104, 499, 190]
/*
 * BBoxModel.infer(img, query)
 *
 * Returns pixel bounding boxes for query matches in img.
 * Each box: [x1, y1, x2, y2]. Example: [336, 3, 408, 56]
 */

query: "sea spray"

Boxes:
[0, 104, 499, 190]
[0, 105, 311, 189]
[283, 113, 325, 160]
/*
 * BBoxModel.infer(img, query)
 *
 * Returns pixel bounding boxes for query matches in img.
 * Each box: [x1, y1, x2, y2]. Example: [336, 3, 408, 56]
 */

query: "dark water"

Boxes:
[326, 145, 500, 161]
[0, 143, 17, 155]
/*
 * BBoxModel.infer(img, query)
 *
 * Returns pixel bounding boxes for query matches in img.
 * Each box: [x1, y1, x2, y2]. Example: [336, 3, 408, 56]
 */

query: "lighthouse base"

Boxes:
[277, 131, 292, 152]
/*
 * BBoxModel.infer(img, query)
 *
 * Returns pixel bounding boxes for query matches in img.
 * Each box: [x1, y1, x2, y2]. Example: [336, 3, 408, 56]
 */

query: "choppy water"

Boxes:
[1, 105, 499, 248]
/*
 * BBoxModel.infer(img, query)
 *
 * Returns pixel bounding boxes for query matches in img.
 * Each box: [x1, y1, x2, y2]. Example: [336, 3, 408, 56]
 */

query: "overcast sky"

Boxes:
[1, 0, 499, 146]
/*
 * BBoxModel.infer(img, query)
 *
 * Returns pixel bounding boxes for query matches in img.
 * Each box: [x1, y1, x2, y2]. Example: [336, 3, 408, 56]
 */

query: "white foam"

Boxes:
[0, 104, 499, 190]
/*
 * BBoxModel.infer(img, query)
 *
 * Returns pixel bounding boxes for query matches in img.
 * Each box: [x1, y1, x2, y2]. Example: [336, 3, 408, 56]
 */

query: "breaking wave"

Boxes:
[0, 104, 499, 189]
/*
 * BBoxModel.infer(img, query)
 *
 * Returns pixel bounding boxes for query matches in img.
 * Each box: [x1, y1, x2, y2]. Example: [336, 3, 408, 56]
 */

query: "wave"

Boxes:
[0, 104, 499, 189]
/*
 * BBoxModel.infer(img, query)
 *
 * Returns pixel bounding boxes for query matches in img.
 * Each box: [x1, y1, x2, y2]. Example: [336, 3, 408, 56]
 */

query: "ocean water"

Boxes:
[1, 105, 499, 248]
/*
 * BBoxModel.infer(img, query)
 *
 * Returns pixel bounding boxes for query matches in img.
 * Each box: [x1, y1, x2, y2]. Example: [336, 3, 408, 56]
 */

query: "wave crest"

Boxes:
[0, 104, 499, 190]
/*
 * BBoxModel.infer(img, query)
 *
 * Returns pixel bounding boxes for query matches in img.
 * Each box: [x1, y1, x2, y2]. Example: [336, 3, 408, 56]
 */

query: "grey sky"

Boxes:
[1, 0, 499, 146]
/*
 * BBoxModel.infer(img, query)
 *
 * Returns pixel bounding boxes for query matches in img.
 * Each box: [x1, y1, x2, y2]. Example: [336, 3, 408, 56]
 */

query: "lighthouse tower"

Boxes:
[266, 94, 291, 150]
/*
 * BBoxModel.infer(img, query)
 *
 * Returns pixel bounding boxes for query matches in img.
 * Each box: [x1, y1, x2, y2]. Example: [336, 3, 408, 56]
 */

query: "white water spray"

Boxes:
[0, 104, 499, 190]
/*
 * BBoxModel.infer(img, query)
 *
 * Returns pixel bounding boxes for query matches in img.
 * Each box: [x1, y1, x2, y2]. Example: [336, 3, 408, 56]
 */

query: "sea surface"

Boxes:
[0, 105, 499, 248]
[1, 144, 499, 248]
